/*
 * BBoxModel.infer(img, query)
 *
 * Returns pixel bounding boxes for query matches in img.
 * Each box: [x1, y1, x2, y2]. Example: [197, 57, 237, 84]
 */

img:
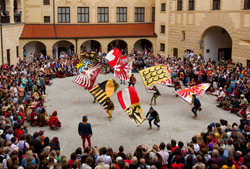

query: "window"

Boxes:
[161, 3, 166, 11]
[161, 25, 165, 33]
[135, 7, 145, 22]
[58, 7, 70, 23]
[44, 16, 50, 23]
[98, 7, 109, 22]
[152, 7, 155, 22]
[43, 0, 50, 5]
[177, 0, 183, 10]
[160, 43, 165, 51]
[213, 0, 220, 10]
[16, 46, 19, 58]
[189, 0, 195, 10]
[78, 7, 89, 23]
[245, 0, 250, 9]
[181, 31, 185, 40]
[116, 7, 127, 22]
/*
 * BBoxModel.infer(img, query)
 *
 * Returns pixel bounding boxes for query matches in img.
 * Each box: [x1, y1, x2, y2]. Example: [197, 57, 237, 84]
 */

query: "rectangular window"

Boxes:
[78, 7, 89, 23]
[245, 0, 250, 9]
[177, 0, 183, 10]
[161, 3, 166, 11]
[152, 7, 155, 22]
[160, 43, 165, 51]
[58, 7, 70, 23]
[161, 25, 165, 33]
[189, 0, 195, 10]
[213, 0, 220, 10]
[98, 7, 109, 22]
[135, 7, 145, 22]
[181, 31, 185, 40]
[116, 7, 127, 22]
[43, 0, 50, 5]
[16, 46, 19, 58]
[44, 16, 50, 23]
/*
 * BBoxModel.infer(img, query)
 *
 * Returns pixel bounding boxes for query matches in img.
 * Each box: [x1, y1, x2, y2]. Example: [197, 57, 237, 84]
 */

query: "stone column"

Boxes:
[6, 0, 14, 23]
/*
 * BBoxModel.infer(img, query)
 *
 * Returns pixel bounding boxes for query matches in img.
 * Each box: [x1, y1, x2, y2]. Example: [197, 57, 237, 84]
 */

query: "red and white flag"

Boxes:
[117, 86, 139, 110]
[114, 57, 132, 81]
[117, 86, 144, 126]
[73, 62, 102, 90]
[106, 48, 122, 67]
[160, 65, 172, 86]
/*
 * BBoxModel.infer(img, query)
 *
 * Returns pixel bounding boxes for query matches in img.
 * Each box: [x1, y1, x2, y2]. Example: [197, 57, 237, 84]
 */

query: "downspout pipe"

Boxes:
[1, 24, 3, 64]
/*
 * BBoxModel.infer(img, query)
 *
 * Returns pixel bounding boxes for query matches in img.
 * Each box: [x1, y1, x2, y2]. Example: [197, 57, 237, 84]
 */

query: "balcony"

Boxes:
[0, 16, 10, 23]
[14, 15, 21, 22]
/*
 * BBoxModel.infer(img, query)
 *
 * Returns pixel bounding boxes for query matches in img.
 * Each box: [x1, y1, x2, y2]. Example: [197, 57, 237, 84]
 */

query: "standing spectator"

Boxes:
[158, 142, 169, 169]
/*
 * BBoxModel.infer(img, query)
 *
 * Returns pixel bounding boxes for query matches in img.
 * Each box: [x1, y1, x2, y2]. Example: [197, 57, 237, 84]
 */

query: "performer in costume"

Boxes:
[189, 94, 201, 120]
[78, 115, 92, 151]
[148, 85, 161, 105]
[145, 107, 160, 131]
[104, 97, 115, 121]
[49, 111, 61, 130]
[128, 74, 136, 87]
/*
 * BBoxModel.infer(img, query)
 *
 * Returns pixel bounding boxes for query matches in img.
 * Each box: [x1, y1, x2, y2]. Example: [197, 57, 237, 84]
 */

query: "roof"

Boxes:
[20, 23, 155, 39]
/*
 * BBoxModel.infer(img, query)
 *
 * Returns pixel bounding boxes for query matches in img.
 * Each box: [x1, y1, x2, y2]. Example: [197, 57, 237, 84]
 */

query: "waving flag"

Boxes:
[139, 65, 170, 88]
[106, 48, 122, 67]
[89, 79, 119, 106]
[114, 57, 132, 81]
[160, 65, 172, 86]
[73, 62, 102, 90]
[117, 86, 144, 126]
[174, 83, 210, 103]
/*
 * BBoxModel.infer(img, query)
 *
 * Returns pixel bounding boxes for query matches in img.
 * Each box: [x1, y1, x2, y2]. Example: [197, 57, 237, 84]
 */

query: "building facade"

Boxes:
[0, 0, 250, 65]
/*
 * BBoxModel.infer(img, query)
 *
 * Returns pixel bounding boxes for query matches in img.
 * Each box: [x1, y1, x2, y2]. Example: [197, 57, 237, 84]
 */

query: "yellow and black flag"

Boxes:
[89, 79, 119, 106]
[139, 65, 170, 88]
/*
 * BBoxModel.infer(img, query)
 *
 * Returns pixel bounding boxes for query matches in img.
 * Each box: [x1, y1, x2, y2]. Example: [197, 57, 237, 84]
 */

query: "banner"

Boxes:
[139, 65, 170, 88]
[89, 79, 119, 106]
[117, 87, 144, 126]
[114, 57, 132, 81]
[160, 65, 172, 86]
[174, 83, 210, 103]
[76, 59, 96, 74]
[73, 62, 102, 90]
[106, 48, 122, 67]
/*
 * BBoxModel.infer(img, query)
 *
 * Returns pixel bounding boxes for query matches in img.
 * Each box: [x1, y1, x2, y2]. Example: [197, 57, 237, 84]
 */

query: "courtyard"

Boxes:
[27, 73, 239, 157]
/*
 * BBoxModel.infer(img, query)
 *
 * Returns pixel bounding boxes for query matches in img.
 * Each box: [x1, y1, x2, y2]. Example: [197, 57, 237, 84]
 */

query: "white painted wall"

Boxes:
[204, 27, 232, 62]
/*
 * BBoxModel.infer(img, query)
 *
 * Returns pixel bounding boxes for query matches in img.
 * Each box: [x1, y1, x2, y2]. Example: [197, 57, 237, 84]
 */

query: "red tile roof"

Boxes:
[20, 23, 155, 39]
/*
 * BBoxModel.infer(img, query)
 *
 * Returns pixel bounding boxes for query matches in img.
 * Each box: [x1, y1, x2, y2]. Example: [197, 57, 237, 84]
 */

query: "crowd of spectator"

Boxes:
[0, 47, 248, 169]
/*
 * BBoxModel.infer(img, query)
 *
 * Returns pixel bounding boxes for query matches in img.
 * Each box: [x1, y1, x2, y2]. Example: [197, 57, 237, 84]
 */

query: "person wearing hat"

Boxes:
[103, 98, 114, 121]
[148, 85, 161, 105]
[78, 115, 92, 151]
[145, 107, 160, 131]
[49, 111, 61, 130]
[189, 94, 201, 120]
[240, 94, 249, 109]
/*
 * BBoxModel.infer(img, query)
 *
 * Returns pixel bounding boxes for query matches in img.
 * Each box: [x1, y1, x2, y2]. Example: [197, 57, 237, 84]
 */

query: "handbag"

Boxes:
[199, 107, 202, 111]
[156, 115, 160, 123]
[23, 141, 28, 154]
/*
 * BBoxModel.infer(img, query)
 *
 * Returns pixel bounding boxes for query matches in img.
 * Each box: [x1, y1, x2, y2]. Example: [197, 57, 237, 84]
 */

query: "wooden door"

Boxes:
[7, 49, 10, 64]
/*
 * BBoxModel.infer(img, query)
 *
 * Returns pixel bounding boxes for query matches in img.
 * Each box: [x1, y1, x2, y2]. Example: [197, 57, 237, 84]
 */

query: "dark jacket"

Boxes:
[28, 138, 42, 154]
[78, 122, 93, 136]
